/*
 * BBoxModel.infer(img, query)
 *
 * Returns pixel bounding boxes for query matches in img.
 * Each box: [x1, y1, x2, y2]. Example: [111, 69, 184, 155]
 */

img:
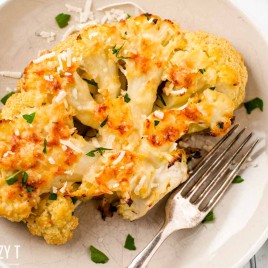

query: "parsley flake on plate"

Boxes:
[55, 13, 71, 28]
[202, 211, 214, 223]
[89, 246, 109, 264]
[1, 91, 15, 105]
[244, 97, 263, 114]
[232, 175, 244, 184]
[124, 234, 136, 250]
[22, 112, 35, 123]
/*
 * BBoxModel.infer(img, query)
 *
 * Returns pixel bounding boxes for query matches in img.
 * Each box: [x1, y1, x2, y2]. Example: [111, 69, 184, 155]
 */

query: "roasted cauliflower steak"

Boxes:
[0, 14, 247, 244]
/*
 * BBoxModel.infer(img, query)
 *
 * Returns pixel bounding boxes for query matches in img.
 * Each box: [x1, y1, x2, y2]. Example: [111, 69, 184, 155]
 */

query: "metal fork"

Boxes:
[128, 125, 259, 268]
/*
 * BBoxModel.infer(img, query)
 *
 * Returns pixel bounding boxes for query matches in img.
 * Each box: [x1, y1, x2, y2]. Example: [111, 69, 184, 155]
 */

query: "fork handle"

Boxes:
[128, 223, 177, 268]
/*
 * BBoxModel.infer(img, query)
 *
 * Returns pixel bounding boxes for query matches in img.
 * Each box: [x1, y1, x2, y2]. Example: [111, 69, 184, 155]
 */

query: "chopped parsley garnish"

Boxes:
[154, 120, 160, 127]
[209, 86, 216, 90]
[124, 234, 136, 250]
[89, 246, 109, 264]
[100, 116, 108, 128]
[232, 175, 244, 184]
[112, 43, 130, 60]
[157, 93, 167, 106]
[55, 13, 71, 28]
[6, 170, 22, 185]
[199, 68, 206, 74]
[86, 147, 112, 157]
[217, 122, 224, 129]
[244, 97, 264, 114]
[125, 31, 128, 35]
[43, 138, 47, 154]
[21, 171, 33, 192]
[1, 91, 15, 105]
[144, 13, 151, 21]
[153, 18, 158, 24]
[126, 14, 131, 19]
[83, 78, 98, 87]
[202, 211, 214, 223]
[22, 112, 35, 124]
[49, 193, 57, 200]
[71, 197, 78, 204]
[124, 93, 131, 103]
[21, 171, 28, 186]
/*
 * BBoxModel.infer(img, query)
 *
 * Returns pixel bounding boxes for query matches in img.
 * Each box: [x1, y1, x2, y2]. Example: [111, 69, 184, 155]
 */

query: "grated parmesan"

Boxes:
[48, 157, 56, 165]
[154, 110, 164, 119]
[112, 151, 126, 165]
[80, 0, 93, 23]
[102, 9, 128, 23]
[57, 55, 63, 72]
[38, 31, 56, 43]
[59, 181, 68, 193]
[134, 175, 147, 195]
[0, 71, 22, 79]
[33, 52, 56, 64]
[60, 139, 84, 153]
[66, 48, 72, 67]
[3, 151, 15, 158]
[170, 87, 187, 96]
[54, 90, 67, 102]
[177, 103, 188, 111]
[44, 74, 54, 81]
[52, 186, 58, 193]
[62, 145, 68, 151]
[64, 170, 74, 175]
[72, 88, 78, 99]
[14, 130, 20, 136]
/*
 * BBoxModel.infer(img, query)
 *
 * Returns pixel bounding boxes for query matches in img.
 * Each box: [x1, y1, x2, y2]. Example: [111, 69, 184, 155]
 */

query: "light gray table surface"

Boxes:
[0, 0, 267, 267]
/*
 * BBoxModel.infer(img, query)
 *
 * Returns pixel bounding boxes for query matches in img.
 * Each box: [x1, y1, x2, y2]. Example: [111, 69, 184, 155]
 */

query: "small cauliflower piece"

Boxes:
[25, 194, 78, 245]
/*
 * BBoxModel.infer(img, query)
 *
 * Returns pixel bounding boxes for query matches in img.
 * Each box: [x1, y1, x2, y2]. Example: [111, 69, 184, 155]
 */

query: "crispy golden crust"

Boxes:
[0, 14, 247, 244]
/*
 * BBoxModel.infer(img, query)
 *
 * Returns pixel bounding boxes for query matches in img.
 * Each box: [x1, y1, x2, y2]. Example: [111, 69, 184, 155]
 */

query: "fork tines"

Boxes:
[180, 124, 259, 212]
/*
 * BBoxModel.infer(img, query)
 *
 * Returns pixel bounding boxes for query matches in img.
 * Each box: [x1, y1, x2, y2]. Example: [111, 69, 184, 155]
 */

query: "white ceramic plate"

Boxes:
[0, 0, 268, 267]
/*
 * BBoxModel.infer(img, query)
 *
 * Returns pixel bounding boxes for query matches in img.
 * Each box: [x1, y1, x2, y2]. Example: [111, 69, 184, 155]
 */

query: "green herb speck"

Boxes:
[55, 13, 71, 28]
[232, 175, 244, 184]
[89, 246, 109, 264]
[1, 91, 15, 105]
[202, 211, 214, 223]
[244, 97, 264, 114]
[124, 234, 136, 250]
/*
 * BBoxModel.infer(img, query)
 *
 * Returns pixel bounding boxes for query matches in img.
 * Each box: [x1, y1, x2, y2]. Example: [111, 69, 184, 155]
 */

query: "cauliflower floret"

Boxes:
[25, 194, 78, 245]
